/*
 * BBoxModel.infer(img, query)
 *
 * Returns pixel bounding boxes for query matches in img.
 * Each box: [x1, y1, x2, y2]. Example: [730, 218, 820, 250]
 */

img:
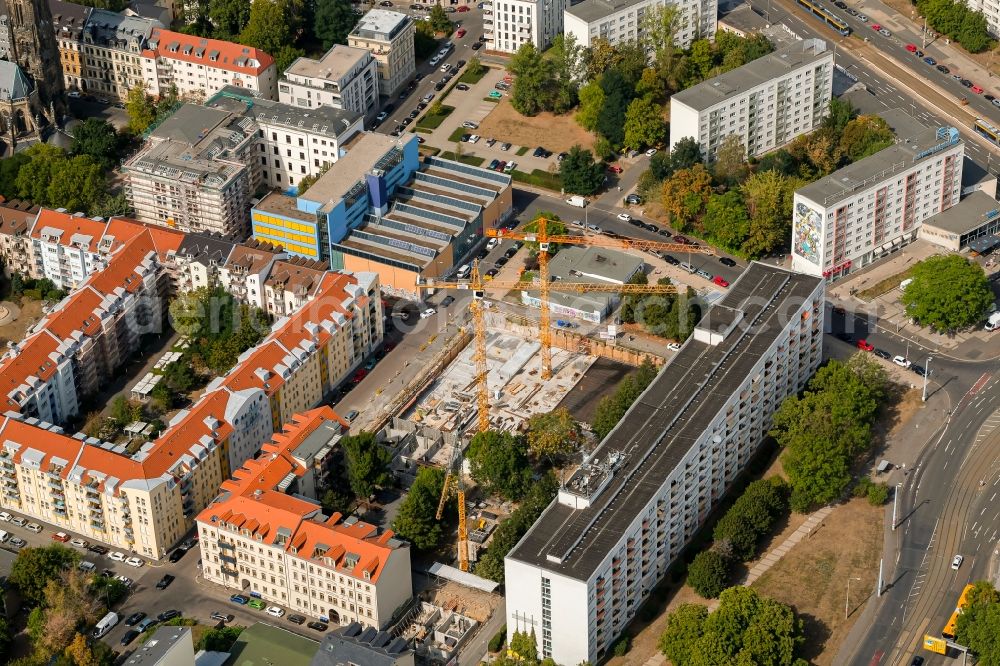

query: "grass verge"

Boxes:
[459, 66, 489, 84]
[447, 126, 468, 143]
[439, 151, 485, 166]
[515, 146, 529, 156]
[511, 168, 562, 191]
[856, 265, 920, 301]
[484, 96, 501, 103]
[415, 104, 454, 131]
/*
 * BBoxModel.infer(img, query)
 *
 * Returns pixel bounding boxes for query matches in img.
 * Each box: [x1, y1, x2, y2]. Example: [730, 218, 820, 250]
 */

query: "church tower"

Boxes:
[3, 0, 66, 126]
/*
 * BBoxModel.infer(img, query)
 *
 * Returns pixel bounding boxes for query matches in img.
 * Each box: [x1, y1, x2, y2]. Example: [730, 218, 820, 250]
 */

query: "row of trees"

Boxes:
[687, 479, 789, 598]
[771, 355, 888, 512]
[636, 100, 894, 259]
[507, 36, 582, 116]
[591, 359, 659, 440]
[8, 544, 125, 666]
[169, 287, 270, 377]
[901, 255, 995, 332]
[955, 581, 1000, 665]
[620, 274, 701, 342]
[659, 586, 808, 666]
[917, 0, 994, 53]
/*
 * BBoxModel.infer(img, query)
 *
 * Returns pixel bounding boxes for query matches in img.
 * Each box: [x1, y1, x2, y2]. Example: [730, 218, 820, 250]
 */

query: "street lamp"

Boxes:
[922, 357, 932, 402]
[845, 576, 862, 618]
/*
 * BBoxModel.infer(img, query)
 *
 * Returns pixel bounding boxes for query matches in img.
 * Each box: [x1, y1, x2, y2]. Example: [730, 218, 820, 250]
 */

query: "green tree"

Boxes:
[125, 86, 156, 134]
[546, 34, 583, 113]
[240, 0, 294, 55]
[623, 96, 667, 151]
[901, 255, 994, 332]
[393, 467, 446, 550]
[526, 407, 582, 460]
[510, 630, 539, 662]
[636, 67, 667, 102]
[703, 190, 750, 252]
[590, 360, 658, 439]
[741, 169, 796, 258]
[713, 134, 749, 185]
[0, 617, 10, 663]
[712, 478, 789, 560]
[640, 4, 681, 76]
[839, 114, 894, 163]
[596, 68, 633, 147]
[659, 604, 709, 665]
[197, 626, 244, 651]
[474, 474, 558, 582]
[429, 4, 453, 32]
[687, 550, 730, 599]
[509, 43, 553, 117]
[9, 545, 80, 606]
[660, 164, 712, 230]
[956, 581, 1000, 665]
[208, 0, 250, 38]
[467, 430, 533, 501]
[314, 0, 359, 49]
[667, 137, 703, 172]
[413, 20, 440, 59]
[71, 118, 120, 170]
[341, 431, 393, 501]
[559, 145, 606, 195]
[110, 396, 141, 426]
[0, 151, 30, 199]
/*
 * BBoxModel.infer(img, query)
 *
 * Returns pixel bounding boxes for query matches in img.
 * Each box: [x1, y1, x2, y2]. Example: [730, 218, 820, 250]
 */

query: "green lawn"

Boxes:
[511, 169, 562, 191]
[415, 104, 454, 130]
[516, 146, 529, 156]
[439, 151, 485, 166]
[448, 126, 468, 143]
[459, 65, 490, 85]
[483, 96, 501, 103]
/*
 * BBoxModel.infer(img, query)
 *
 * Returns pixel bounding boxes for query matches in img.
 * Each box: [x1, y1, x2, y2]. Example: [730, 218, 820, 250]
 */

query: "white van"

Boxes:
[566, 195, 587, 208]
[93, 611, 119, 639]
[0, 530, 9, 543]
[985, 311, 1000, 332]
[455, 264, 471, 279]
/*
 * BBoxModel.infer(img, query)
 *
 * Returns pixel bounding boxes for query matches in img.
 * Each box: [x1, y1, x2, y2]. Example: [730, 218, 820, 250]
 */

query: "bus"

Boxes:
[942, 584, 975, 639]
[796, 0, 852, 36]
[974, 118, 1000, 146]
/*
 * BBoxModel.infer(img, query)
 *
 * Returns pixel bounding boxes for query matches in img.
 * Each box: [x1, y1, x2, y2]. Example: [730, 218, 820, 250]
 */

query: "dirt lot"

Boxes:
[0, 299, 45, 345]
[476, 98, 596, 154]
[752, 499, 883, 665]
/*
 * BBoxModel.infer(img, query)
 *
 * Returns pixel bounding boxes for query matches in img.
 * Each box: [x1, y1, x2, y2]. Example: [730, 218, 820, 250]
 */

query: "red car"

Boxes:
[673, 235, 690, 245]
[352, 368, 367, 383]
[712, 276, 730, 287]
[456, 28, 466, 37]
[971, 85, 983, 94]
[457, 4, 470, 10]
[905, 43, 917, 52]
[608, 164, 624, 174]
[871, 23, 882, 30]
[857, 339, 874, 352]
[52, 532, 70, 542]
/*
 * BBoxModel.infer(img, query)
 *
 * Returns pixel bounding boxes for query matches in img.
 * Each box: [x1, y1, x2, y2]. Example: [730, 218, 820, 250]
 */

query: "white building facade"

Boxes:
[279, 45, 380, 118]
[669, 38, 833, 160]
[964, 0, 1000, 39]
[791, 126, 964, 280]
[504, 263, 824, 665]
[347, 10, 415, 98]
[485, 0, 571, 55]
[564, 0, 716, 50]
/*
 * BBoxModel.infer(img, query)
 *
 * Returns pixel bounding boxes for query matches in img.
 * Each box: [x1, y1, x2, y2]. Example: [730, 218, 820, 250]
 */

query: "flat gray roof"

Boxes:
[124, 627, 191, 665]
[548, 246, 643, 284]
[671, 38, 830, 112]
[508, 263, 822, 581]
[718, 4, 771, 33]
[566, 0, 650, 23]
[151, 104, 234, 144]
[286, 45, 371, 82]
[302, 132, 410, 206]
[922, 190, 1000, 235]
[208, 86, 362, 137]
[796, 126, 964, 206]
[351, 8, 411, 40]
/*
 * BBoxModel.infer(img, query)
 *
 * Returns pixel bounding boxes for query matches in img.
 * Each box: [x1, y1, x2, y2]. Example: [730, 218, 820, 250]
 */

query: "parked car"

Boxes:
[487, 159, 500, 170]
[586, 223, 602, 233]
[663, 255, 679, 266]
[500, 142, 511, 151]
[952, 554, 964, 570]
[230, 594, 250, 605]
[308, 621, 329, 632]
[9, 537, 25, 548]
[856, 339, 874, 352]
[87, 544, 109, 555]
[712, 276, 730, 287]
[893, 355, 911, 368]
[125, 612, 146, 626]
[667, 342, 682, 352]
[873, 349, 891, 360]
[420, 308, 437, 319]
[288, 614, 306, 625]
[456, 83, 469, 91]
[905, 43, 917, 52]
[26, 523, 42, 533]
[936, 64, 949, 73]
[616, 213, 632, 222]
[471, 41, 482, 50]
[157, 610, 180, 622]
[211, 612, 235, 623]
[345, 409, 359, 422]
[125, 556, 145, 568]
[10, 516, 26, 527]
[0, 512, 10, 522]
[695, 269, 713, 280]
[116, 576, 134, 588]
[70, 538, 89, 548]
[137, 618, 157, 632]
[265, 606, 286, 618]
[248, 599, 266, 610]
[109, 551, 126, 562]
[52, 532, 70, 542]
[156, 574, 175, 590]
[645, 148, 657, 157]
[503, 161, 516, 173]
[625, 193, 643, 205]
[120, 630, 140, 647]
[441, 295, 455, 307]
[607, 164, 623, 174]
[168, 547, 188, 563]
[462, 120, 479, 129]
[718, 256, 736, 267]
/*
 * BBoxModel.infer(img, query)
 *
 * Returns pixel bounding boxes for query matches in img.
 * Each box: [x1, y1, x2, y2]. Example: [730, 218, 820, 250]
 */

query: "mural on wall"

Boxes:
[792, 202, 822, 265]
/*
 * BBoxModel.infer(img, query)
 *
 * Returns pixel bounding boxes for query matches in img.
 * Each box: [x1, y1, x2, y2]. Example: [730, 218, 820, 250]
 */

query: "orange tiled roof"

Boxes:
[103, 217, 186, 261]
[143, 29, 275, 76]
[31, 209, 108, 253]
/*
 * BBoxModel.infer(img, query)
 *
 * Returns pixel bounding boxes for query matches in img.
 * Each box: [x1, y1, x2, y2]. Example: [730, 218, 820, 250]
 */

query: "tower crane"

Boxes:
[436, 449, 469, 572]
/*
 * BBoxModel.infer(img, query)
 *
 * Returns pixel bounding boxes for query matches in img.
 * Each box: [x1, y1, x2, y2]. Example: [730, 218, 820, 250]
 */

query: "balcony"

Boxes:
[221, 567, 238, 578]
[220, 554, 237, 565]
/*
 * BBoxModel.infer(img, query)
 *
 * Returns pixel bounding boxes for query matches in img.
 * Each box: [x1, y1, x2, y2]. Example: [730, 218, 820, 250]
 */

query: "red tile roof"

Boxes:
[103, 217, 186, 261]
[31, 209, 108, 253]
[143, 29, 275, 76]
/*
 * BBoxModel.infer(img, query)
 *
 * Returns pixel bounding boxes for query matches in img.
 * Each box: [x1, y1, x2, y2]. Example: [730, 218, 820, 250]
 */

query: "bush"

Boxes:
[22, 288, 42, 301]
[712, 477, 789, 561]
[613, 636, 631, 657]
[855, 477, 890, 506]
[488, 626, 506, 653]
[687, 550, 730, 599]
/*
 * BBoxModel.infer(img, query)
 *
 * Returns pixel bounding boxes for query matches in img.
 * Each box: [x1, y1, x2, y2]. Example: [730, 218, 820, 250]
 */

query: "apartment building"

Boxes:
[81, 9, 159, 101]
[171, 232, 236, 293]
[209, 270, 383, 429]
[0, 199, 39, 276]
[0, 230, 168, 425]
[669, 38, 833, 160]
[207, 87, 364, 193]
[140, 28, 278, 101]
[348, 10, 415, 98]
[218, 240, 286, 309]
[564, 0, 716, 50]
[505, 263, 824, 665]
[27, 209, 184, 289]
[251, 133, 514, 298]
[791, 125, 964, 280]
[485, 0, 570, 55]
[280, 45, 379, 118]
[198, 407, 413, 629]
[263, 258, 330, 318]
[49, 0, 91, 93]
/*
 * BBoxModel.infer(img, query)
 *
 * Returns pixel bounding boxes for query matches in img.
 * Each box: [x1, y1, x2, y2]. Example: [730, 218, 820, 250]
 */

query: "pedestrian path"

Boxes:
[742, 506, 834, 586]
